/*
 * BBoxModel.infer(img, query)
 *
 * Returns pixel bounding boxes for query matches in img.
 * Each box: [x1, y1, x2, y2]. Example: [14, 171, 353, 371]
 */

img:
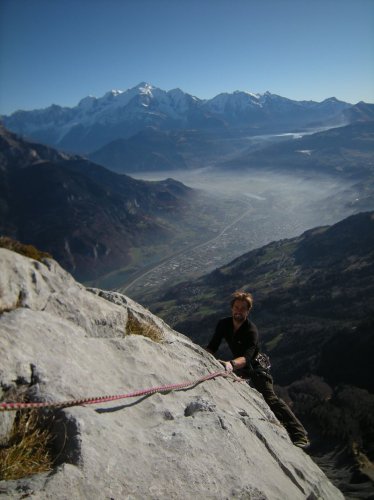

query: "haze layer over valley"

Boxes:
[119, 165, 370, 301]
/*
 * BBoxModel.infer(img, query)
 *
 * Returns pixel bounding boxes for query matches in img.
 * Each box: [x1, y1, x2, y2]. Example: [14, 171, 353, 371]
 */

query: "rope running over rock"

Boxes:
[0, 370, 233, 412]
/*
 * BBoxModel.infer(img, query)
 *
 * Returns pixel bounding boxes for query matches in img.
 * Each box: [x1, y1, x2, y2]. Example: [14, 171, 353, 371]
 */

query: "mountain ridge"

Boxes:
[0, 125, 197, 281]
[220, 120, 374, 179]
[1, 82, 358, 155]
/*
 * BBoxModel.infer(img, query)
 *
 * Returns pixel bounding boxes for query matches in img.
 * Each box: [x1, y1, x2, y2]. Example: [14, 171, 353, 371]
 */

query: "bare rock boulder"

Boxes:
[0, 248, 343, 499]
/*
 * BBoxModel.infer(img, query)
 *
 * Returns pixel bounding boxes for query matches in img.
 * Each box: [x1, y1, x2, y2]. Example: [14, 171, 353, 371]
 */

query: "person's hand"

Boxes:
[223, 361, 234, 373]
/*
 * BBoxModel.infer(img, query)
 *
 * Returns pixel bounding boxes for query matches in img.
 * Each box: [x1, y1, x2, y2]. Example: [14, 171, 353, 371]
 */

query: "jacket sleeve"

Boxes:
[242, 323, 259, 370]
[206, 320, 224, 354]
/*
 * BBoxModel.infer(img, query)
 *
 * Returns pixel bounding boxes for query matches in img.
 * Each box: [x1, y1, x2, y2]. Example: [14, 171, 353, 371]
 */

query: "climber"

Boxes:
[206, 290, 310, 449]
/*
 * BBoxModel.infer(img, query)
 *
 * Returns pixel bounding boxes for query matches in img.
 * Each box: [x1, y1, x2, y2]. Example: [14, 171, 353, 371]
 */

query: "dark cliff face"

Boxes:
[0, 126, 193, 281]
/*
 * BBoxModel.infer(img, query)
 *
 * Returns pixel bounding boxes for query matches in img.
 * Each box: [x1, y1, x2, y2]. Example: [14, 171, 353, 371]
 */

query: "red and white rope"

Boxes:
[0, 370, 230, 412]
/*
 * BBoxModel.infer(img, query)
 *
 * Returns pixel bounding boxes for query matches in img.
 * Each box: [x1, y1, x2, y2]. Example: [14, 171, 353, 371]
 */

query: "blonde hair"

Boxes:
[230, 290, 253, 310]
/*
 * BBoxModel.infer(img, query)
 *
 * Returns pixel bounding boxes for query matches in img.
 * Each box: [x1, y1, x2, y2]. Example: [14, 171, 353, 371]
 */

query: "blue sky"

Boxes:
[0, 0, 373, 115]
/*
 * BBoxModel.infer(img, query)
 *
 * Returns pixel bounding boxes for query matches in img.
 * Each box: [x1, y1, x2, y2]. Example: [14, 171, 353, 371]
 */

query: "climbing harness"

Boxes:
[255, 353, 271, 371]
[0, 369, 237, 412]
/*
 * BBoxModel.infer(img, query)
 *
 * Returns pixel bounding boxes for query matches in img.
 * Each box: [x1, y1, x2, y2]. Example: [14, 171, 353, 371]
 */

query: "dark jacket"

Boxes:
[207, 316, 259, 376]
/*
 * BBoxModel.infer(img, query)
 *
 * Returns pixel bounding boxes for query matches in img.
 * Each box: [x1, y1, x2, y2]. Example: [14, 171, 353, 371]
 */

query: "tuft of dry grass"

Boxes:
[0, 291, 24, 315]
[0, 410, 53, 480]
[0, 236, 51, 262]
[126, 313, 164, 343]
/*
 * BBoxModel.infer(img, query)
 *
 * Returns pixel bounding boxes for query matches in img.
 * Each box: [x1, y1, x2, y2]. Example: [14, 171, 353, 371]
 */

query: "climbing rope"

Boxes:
[0, 369, 233, 412]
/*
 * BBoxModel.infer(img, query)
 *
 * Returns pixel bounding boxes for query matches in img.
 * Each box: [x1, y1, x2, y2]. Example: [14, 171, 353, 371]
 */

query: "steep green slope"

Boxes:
[149, 211, 374, 387]
[145, 211, 374, 495]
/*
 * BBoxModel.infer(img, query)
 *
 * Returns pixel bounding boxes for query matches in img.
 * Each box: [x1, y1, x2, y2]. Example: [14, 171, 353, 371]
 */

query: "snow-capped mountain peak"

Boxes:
[1, 83, 354, 154]
[205, 90, 264, 114]
[241, 90, 262, 100]
[136, 82, 154, 95]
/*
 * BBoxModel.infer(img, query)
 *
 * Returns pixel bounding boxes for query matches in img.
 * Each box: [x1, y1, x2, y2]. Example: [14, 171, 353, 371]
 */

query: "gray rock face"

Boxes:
[0, 248, 343, 499]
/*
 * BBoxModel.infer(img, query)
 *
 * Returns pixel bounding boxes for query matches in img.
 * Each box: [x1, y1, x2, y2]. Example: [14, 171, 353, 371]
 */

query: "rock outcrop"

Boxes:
[0, 248, 343, 499]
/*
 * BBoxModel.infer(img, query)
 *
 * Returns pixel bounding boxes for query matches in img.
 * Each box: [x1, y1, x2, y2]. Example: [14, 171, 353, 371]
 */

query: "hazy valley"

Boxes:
[121, 163, 372, 300]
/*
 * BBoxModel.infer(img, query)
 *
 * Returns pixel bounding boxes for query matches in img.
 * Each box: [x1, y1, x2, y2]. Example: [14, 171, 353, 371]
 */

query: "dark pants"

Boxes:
[249, 370, 307, 441]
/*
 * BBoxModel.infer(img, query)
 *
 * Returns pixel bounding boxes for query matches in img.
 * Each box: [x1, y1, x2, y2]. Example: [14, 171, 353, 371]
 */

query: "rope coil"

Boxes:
[0, 370, 231, 412]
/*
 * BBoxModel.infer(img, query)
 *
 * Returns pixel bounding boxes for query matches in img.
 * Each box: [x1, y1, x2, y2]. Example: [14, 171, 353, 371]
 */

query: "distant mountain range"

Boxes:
[0, 125, 197, 281]
[2, 82, 373, 173]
